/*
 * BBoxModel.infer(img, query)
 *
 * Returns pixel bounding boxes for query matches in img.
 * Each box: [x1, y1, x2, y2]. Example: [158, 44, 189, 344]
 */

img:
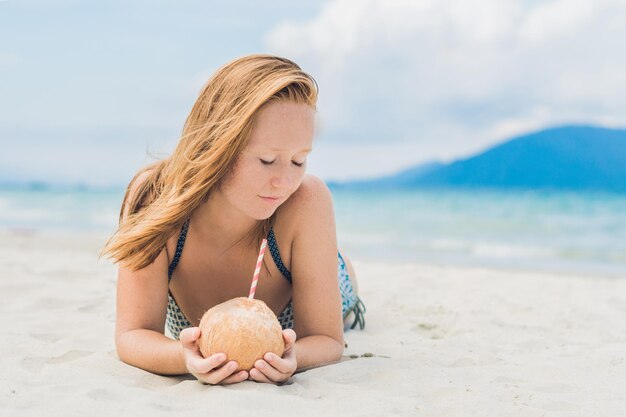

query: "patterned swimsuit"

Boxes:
[165, 218, 366, 339]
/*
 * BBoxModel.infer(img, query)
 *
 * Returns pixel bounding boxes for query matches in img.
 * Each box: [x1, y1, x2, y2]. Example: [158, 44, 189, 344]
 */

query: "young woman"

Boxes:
[100, 54, 366, 386]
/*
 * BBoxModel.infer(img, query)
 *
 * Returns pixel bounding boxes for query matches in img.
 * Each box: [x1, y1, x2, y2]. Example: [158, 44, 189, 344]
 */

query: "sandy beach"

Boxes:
[2, 229, 625, 416]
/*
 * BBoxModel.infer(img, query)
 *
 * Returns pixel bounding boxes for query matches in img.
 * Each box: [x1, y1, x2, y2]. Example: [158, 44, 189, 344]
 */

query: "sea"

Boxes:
[1, 185, 624, 277]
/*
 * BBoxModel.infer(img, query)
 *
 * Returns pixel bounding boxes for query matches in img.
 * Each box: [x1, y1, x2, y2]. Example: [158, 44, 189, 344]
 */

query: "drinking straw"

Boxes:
[248, 238, 268, 299]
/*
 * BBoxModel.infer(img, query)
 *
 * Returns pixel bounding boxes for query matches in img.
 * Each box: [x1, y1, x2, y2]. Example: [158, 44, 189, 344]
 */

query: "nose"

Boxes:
[270, 174, 292, 191]
[270, 167, 293, 191]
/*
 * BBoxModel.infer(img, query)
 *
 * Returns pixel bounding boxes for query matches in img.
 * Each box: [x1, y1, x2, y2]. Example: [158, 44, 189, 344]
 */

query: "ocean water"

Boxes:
[1, 186, 624, 277]
[332, 188, 626, 277]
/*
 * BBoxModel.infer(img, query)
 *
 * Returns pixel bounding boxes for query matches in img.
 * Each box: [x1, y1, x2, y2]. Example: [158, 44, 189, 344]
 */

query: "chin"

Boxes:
[249, 207, 277, 221]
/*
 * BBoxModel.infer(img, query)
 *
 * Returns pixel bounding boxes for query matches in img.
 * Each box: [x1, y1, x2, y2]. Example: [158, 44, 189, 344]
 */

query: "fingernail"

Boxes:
[257, 361, 265, 369]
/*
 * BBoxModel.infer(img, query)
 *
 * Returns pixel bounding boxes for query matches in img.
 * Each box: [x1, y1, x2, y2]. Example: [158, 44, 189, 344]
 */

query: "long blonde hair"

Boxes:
[99, 54, 318, 271]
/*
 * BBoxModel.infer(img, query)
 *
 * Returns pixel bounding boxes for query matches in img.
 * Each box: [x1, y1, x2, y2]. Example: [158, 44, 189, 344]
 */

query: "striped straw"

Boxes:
[248, 238, 268, 300]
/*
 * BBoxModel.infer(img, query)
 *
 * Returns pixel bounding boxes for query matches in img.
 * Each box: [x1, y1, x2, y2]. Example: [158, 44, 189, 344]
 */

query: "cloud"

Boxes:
[265, 0, 626, 172]
[519, 0, 594, 42]
[3, 1, 625, 184]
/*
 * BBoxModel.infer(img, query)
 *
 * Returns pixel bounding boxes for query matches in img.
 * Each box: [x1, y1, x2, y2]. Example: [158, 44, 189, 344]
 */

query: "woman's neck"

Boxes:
[190, 190, 261, 254]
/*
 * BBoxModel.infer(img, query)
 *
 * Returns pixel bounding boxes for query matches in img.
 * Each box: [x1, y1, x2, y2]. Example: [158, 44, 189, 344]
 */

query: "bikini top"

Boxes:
[167, 218, 292, 283]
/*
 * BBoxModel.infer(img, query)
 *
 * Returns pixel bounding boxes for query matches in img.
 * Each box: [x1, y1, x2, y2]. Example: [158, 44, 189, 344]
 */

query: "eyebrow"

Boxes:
[266, 147, 312, 153]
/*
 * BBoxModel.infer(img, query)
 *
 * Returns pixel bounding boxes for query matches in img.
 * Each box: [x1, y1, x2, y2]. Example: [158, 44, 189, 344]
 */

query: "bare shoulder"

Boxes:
[270, 174, 335, 257]
[120, 167, 178, 263]
[278, 174, 334, 222]
[281, 174, 332, 216]
[121, 168, 155, 222]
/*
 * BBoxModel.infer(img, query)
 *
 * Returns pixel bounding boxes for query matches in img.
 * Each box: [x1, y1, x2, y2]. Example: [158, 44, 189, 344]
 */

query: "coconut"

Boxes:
[198, 297, 285, 372]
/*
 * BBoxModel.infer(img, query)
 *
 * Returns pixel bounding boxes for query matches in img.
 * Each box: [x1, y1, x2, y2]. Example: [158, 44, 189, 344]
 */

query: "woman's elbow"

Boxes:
[115, 332, 130, 364]
[332, 337, 345, 362]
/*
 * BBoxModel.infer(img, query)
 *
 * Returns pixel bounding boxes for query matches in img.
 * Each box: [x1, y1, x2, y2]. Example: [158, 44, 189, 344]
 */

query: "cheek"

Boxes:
[230, 165, 267, 201]
[223, 159, 253, 188]
[295, 169, 307, 185]
[293, 174, 305, 190]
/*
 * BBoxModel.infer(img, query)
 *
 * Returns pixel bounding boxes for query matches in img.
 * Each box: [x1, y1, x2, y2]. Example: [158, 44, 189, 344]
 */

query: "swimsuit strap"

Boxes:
[166, 219, 293, 283]
[168, 218, 191, 281]
[267, 227, 292, 282]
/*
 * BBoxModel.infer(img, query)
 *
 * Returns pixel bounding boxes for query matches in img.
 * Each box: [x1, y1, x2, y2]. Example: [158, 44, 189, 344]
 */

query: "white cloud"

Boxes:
[3, 1, 626, 185]
[519, 0, 594, 42]
[265, 0, 626, 178]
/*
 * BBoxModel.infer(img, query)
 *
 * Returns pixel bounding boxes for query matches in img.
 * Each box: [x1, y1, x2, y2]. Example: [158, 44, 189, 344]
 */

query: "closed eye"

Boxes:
[260, 159, 305, 167]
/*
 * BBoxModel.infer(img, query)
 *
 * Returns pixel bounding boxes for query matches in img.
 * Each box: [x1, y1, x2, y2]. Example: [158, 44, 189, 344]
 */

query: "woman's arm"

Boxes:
[254, 175, 346, 381]
[114, 221, 192, 376]
[116, 328, 187, 375]
[289, 175, 345, 351]
[248, 330, 343, 383]
[294, 334, 344, 373]
[114, 175, 246, 384]
[113, 171, 188, 375]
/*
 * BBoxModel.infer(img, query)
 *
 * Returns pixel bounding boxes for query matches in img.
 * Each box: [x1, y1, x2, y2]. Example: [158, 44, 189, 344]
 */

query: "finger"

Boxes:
[263, 351, 295, 374]
[202, 360, 240, 385]
[180, 327, 201, 350]
[249, 366, 274, 384]
[190, 352, 228, 374]
[253, 359, 290, 383]
[219, 370, 249, 385]
[282, 329, 297, 351]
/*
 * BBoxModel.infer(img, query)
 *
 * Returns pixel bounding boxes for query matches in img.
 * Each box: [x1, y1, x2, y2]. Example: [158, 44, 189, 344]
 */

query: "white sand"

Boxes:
[2, 229, 625, 416]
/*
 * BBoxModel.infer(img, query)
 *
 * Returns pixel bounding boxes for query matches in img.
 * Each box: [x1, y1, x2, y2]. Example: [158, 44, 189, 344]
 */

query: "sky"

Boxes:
[2, 0, 626, 187]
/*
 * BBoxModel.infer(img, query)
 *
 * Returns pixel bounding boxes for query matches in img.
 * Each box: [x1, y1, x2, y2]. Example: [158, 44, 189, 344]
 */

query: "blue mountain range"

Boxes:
[329, 125, 626, 192]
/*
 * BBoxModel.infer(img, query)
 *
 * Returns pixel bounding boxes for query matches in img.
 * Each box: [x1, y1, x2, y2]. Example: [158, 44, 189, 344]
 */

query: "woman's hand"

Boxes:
[249, 329, 297, 384]
[180, 327, 249, 385]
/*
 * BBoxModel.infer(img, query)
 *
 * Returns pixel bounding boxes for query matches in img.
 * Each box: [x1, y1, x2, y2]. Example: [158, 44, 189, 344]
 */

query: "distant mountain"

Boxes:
[331, 125, 626, 192]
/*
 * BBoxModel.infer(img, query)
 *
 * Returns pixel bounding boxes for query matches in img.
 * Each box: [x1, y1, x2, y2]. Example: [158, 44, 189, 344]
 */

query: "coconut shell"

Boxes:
[198, 297, 285, 372]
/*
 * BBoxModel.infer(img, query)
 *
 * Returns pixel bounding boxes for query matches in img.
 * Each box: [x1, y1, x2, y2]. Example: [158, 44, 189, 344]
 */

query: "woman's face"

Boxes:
[218, 100, 316, 220]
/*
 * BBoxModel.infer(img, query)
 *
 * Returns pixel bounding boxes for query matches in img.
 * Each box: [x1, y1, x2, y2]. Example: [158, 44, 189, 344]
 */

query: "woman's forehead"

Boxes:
[246, 140, 312, 154]
[248, 102, 315, 152]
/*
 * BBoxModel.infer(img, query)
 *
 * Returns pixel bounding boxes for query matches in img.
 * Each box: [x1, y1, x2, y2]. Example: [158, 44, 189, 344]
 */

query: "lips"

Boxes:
[260, 195, 281, 202]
